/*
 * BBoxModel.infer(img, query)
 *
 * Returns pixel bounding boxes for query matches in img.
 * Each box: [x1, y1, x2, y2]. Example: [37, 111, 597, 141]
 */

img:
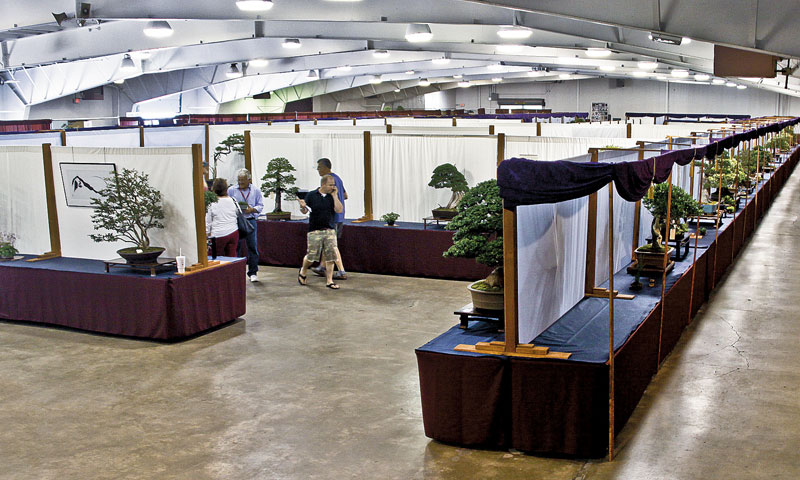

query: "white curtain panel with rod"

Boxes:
[250, 133, 365, 219]
[371, 134, 497, 223]
[0, 146, 51, 255]
[143, 125, 206, 162]
[540, 124, 628, 138]
[50, 147, 199, 265]
[0, 132, 62, 147]
[504, 136, 639, 162]
[65, 129, 140, 147]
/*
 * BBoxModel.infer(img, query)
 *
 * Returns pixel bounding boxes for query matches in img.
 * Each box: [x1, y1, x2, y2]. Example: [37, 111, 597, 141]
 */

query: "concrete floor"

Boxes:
[2, 174, 800, 479]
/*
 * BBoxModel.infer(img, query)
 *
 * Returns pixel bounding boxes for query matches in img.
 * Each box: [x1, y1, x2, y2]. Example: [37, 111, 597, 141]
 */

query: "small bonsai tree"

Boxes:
[260, 157, 299, 214]
[444, 179, 504, 289]
[381, 212, 399, 226]
[204, 190, 218, 212]
[0, 232, 18, 258]
[428, 163, 468, 210]
[89, 168, 165, 251]
[212, 133, 245, 179]
[696, 153, 746, 203]
[641, 183, 701, 252]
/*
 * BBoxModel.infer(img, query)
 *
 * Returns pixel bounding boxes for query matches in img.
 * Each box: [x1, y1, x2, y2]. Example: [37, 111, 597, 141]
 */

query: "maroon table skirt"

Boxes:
[0, 257, 246, 340]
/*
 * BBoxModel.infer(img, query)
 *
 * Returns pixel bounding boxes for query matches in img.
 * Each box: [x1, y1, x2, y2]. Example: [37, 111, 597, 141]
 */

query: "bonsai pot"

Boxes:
[634, 245, 675, 271]
[701, 203, 718, 215]
[432, 208, 458, 220]
[467, 281, 504, 311]
[117, 246, 165, 264]
[386, 221, 397, 227]
[266, 212, 291, 221]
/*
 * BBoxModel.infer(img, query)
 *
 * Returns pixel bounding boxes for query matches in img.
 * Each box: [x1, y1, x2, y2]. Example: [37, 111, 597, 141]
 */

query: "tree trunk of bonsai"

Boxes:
[484, 267, 504, 288]
[274, 189, 282, 213]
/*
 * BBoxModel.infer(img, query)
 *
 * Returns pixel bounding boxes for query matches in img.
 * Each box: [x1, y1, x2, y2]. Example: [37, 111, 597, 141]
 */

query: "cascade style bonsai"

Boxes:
[444, 179, 504, 290]
[89, 168, 165, 252]
[260, 157, 299, 216]
[640, 183, 702, 252]
[212, 133, 245, 179]
[429, 163, 469, 219]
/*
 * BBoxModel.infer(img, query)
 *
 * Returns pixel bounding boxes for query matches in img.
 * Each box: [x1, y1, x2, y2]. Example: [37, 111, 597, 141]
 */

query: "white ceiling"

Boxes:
[1, 0, 799, 115]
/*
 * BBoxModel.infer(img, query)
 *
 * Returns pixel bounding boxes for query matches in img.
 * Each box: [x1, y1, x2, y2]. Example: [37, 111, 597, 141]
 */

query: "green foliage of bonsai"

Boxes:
[735, 146, 771, 177]
[642, 183, 701, 251]
[213, 133, 245, 179]
[381, 212, 400, 225]
[766, 132, 792, 151]
[696, 153, 746, 202]
[260, 157, 299, 214]
[444, 179, 504, 287]
[89, 168, 165, 250]
[428, 163, 468, 209]
[204, 190, 218, 211]
[0, 232, 18, 258]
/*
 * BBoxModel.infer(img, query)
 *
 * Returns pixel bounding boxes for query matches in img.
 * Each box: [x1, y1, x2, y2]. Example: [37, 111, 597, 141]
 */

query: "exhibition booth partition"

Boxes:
[0, 144, 246, 340]
[415, 117, 800, 458]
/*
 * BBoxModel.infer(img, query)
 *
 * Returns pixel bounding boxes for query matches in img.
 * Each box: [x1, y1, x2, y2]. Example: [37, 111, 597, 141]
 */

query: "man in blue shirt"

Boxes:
[228, 168, 264, 282]
[311, 158, 347, 279]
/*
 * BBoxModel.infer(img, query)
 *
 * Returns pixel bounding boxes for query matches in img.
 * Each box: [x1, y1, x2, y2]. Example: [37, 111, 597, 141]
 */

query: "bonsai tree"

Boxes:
[89, 168, 165, 251]
[260, 157, 299, 214]
[444, 179, 504, 290]
[641, 183, 701, 252]
[204, 190, 218, 212]
[696, 153, 746, 204]
[381, 212, 400, 226]
[0, 232, 18, 258]
[428, 163, 468, 211]
[212, 133, 245, 179]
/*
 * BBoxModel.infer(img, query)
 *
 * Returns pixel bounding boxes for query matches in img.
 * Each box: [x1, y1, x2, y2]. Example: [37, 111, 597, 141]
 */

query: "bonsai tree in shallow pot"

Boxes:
[443, 179, 504, 311]
[428, 163, 468, 220]
[0, 232, 19, 259]
[90, 168, 166, 264]
[260, 157, 299, 220]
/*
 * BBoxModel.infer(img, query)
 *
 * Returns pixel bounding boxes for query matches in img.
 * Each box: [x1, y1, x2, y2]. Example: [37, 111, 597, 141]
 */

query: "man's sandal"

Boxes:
[298, 272, 307, 285]
[326, 283, 340, 290]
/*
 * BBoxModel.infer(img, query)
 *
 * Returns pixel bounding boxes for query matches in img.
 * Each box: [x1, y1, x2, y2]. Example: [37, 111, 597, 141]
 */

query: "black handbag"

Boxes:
[233, 198, 255, 236]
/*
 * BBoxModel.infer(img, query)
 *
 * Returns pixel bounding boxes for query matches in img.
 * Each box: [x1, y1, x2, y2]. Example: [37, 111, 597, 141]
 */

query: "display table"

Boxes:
[416, 147, 799, 457]
[0, 256, 247, 340]
[256, 219, 492, 280]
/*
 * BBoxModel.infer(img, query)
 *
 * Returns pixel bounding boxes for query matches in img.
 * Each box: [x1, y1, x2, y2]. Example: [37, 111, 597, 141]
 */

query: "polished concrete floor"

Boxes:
[3, 175, 800, 479]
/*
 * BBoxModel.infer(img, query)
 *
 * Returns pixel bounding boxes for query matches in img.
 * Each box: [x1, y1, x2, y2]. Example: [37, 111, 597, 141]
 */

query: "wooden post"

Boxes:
[536, 122, 542, 136]
[632, 143, 645, 256]
[204, 124, 210, 180]
[626, 123, 632, 139]
[711, 151, 722, 289]
[192, 144, 208, 267]
[688, 150, 705, 324]
[59, 130, 67, 146]
[489, 125, 495, 135]
[294, 123, 300, 133]
[139, 126, 145, 147]
[353, 118, 356, 126]
[34, 143, 62, 260]
[503, 203, 519, 354]
[689, 138, 697, 197]
[606, 181, 616, 461]
[386, 124, 392, 134]
[452, 117, 457, 127]
[497, 133, 505, 166]
[657, 172, 673, 367]
[353, 131, 374, 222]
[244, 130, 252, 174]
[585, 148, 599, 294]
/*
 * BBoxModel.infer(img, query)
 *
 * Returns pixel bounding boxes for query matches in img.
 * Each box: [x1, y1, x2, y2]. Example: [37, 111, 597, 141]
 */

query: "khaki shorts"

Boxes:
[307, 229, 337, 262]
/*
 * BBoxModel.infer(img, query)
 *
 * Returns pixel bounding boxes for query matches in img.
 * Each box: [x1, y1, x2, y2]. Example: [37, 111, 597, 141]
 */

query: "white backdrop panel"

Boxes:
[385, 118, 455, 127]
[505, 136, 638, 161]
[250, 133, 365, 219]
[0, 132, 62, 146]
[144, 125, 206, 162]
[630, 123, 727, 141]
[455, 118, 523, 127]
[371, 134, 497, 223]
[65, 129, 140, 147]
[0, 146, 51, 255]
[540, 124, 628, 138]
[50, 147, 199, 265]
[354, 118, 386, 126]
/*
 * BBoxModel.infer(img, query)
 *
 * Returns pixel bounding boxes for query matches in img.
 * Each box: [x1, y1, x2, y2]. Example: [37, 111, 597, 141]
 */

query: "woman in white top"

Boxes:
[206, 178, 239, 257]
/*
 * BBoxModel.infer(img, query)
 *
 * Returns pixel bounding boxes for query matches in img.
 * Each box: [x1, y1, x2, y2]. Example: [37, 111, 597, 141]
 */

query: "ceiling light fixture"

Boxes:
[725, 81, 737, 87]
[143, 20, 173, 38]
[694, 73, 710, 81]
[404, 70, 415, 75]
[632, 71, 648, 78]
[497, 26, 532, 39]
[712, 78, 725, 85]
[226, 63, 242, 78]
[307, 69, 319, 79]
[249, 58, 269, 68]
[405, 23, 433, 43]
[682, 37, 692, 45]
[282, 38, 301, 49]
[458, 80, 471, 88]
[737, 85, 747, 89]
[586, 48, 612, 58]
[372, 50, 390, 58]
[419, 79, 431, 87]
[671, 69, 689, 78]
[236, 0, 274, 11]
[648, 32, 684, 45]
[394, 88, 401, 93]
[120, 54, 136, 71]
[369, 75, 383, 84]
[638, 61, 658, 70]
[453, 74, 463, 79]
[492, 77, 503, 82]
[599, 65, 616, 72]
[114, 79, 125, 85]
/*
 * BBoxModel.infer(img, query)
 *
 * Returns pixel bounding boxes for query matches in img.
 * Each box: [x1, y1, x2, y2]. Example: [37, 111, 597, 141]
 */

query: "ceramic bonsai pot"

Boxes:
[467, 281, 504, 311]
[432, 208, 457, 220]
[117, 246, 165, 264]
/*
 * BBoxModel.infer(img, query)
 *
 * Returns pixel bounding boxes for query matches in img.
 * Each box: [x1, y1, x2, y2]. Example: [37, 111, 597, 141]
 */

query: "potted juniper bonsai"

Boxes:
[428, 163, 468, 220]
[260, 157, 299, 221]
[634, 183, 701, 272]
[443, 179, 504, 311]
[90, 168, 166, 264]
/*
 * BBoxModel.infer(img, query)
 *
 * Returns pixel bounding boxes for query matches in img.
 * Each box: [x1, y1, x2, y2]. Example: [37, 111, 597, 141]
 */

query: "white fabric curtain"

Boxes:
[370, 134, 497, 222]
[630, 123, 729, 142]
[65, 129, 140, 147]
[143, 125, 206, 162]
[504, 136, 639, 161]
[540, 124, 628, 138]
[494, 125, 541, 136]
[354, 118, 386, 126]
[50, 147, 199, 265]
[385, 118, 455, 127]
[250, 133, 365, 218]
[0, 146, 51, 255]
[455, 118, 523, 127]
[0, 131, 62, 146]
[390, 126, 488, 136]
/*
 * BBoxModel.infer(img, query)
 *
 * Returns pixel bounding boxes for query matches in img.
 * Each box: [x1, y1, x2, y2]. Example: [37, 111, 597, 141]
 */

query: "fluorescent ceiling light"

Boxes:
[725, 82, 736, 87]
[682, 37, 692, 45]
[559, 73, 571, 79]
[236, 0, 274, 11]
[249, 58, 269, 68]
[143, 20, 173, 38]
[120, 54, 136, 71]
[368, 75, 383, 84]
[372, 50, 390, 58]
[419, 79, 431, 87]
[282, 38, 301, 49]
[638, 61, 658, 70]
[452, 74, 462, 79]
[404, 70, 415, 75]
[394, 88, 401, 92]
[737, 85, 747, 89]
[585, 48, 611, 58]
[497, 26, 532, 39]
[671, 69, 689, 78]
[655, 75, 667, 80]
[307, 69, 318, 79]
[114, 79, 125, 85]
[487, 63, 504, 71]
[226, 63, 242, 78]
[405, 23, 433, 43]
[432, 58, 450, 65]
[496, 44, 524, 54]
[599, 65, 616, 72]
[458, 80, 471, 88]
[694, 73, 710, 81]
[335, 65, 352, 72]
[492, 77, 503, 82]
[632, 71, 648, 78]
[712, 78, 725, 85]
[648, 32, 683, 45]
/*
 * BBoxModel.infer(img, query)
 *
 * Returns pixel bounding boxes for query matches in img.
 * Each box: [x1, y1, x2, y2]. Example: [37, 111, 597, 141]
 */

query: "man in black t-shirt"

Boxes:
[297, 175, 343, 289]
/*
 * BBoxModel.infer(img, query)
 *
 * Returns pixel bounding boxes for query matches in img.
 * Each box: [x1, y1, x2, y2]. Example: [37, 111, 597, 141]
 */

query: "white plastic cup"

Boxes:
[176, 255, 186, 274]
